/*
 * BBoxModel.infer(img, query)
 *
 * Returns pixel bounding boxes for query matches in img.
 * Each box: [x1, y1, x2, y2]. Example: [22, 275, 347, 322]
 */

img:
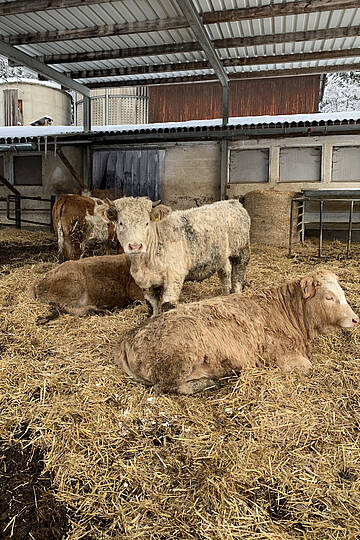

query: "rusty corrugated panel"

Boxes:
[149, 76, 321, 123]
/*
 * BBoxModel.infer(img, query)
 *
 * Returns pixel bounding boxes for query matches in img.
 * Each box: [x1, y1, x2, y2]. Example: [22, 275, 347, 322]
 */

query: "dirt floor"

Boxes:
[0, 229, 359, 539]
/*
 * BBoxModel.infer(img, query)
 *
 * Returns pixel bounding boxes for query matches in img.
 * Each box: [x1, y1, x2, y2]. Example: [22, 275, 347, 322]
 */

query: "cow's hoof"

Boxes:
[162, 302, 176, 313]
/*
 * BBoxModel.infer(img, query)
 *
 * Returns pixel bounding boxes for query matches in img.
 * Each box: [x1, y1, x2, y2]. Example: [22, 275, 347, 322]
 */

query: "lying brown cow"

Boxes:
[52, 194, 120, 261]
[115, 270, 358, 394]
[31, 254, 143, 318]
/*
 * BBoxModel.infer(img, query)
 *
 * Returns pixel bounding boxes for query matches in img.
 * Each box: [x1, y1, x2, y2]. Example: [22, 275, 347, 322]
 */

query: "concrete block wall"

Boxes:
[162, 142, 220, 209]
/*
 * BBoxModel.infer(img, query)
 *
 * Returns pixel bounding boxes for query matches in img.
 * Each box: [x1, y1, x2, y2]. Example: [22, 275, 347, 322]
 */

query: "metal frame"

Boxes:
[178, 0, 229, 125]
[177, 0, 230, 200]
[6, 194, 56, 229]
[289, 196, 360, 258]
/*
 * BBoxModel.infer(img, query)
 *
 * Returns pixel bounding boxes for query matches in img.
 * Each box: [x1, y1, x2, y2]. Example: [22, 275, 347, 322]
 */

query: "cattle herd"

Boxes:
[31, 191, 359, 394]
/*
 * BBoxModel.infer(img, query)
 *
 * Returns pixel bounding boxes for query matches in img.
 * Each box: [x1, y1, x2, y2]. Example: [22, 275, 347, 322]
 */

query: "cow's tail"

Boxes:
[53, 196, 67, 261]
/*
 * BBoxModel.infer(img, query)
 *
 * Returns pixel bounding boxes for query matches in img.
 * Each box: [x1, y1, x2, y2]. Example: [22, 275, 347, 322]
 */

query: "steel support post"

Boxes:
[220, 138, 229, 201]
[83, 95, 91, 132]
[83, 145, 92, 189]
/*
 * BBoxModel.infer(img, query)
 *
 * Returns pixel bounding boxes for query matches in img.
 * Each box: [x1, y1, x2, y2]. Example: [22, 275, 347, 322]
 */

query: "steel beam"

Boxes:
[0, 39, 90, 97]
[220, 139, 229, 201]
[178, 0, 229, 130]
[179, 0, 228, 88]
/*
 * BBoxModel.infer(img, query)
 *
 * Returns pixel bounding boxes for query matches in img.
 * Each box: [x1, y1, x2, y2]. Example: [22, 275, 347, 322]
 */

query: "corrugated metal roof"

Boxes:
[0, 0, 359, 88]
[1, 111, 360, 143]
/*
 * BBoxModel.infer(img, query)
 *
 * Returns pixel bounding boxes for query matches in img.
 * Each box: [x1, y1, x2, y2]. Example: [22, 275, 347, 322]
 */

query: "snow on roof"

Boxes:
[0, 111, 360, 141]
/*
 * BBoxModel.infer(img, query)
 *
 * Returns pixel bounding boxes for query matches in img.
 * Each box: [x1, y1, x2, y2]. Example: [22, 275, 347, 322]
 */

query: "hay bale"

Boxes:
[244, 190, 300, 247]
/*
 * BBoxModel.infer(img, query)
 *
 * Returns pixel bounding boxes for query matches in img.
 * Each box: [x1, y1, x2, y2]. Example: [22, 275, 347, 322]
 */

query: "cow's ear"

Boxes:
[300, 276, 316, 299]
[106, 206, 118, 222]
[150, 204, 171, 222]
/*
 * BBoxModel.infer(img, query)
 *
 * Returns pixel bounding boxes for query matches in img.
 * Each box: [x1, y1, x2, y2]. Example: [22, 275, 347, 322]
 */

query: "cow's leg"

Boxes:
[36, 304, 62, 325]
[218, 259, 232, 294]
[276, 353, 313, 375]
[80, 240, 88, 259]
[161, 275, 184, 312]
[230, 245, 250, 293]
[105, 240, 113, 255]
[144, 286, 162, 317]
[56, 222, 65, 262]
[66, 305, 102, 317]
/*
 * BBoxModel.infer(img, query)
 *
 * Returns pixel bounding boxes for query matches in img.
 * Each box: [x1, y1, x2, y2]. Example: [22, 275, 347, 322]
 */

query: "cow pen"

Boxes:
[1, 0, 360, 538]
[1, 228, 359, 539]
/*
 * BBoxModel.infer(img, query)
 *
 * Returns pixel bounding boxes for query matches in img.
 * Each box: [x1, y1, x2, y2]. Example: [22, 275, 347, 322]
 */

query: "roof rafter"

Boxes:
[85, 62, 360, 89]
[69, 47, 360, 80]
[0, 0, 117, 16]
[39, 25, 360, 65]
[4, 0, 359, 46]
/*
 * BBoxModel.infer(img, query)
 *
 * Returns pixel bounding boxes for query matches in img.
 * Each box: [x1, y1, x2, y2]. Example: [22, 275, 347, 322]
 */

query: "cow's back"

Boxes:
[167, 200, 250, 280]
[81, 254, 142, 306]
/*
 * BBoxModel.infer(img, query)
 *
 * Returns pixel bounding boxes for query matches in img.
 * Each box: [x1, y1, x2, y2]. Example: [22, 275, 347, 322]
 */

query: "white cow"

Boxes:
[107, 198, 251, 315]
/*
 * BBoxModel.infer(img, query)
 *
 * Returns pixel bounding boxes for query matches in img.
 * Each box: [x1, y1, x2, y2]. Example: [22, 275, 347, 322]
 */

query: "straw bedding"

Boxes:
[0, 229, 360, 539]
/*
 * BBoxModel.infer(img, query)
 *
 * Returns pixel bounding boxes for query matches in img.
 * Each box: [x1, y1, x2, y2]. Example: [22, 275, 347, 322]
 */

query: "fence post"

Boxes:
[14, 195, 21, 229]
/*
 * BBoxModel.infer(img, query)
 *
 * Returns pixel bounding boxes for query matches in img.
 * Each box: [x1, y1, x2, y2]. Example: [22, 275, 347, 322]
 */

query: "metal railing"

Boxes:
[6, 194, 56, 229]
[289, 196, 360, 258]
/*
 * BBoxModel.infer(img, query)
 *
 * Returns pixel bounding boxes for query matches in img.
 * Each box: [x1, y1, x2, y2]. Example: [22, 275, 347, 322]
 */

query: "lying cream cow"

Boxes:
[115, 270, 358, 394]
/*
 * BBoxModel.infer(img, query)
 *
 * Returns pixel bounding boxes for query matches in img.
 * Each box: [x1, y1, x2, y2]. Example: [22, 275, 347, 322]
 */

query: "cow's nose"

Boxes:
[352, 317, 359, 325]
[128, 242, 143, 252]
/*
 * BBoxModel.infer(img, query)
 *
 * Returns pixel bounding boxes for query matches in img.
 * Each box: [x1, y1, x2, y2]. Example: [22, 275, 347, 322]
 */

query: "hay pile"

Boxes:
[0, 234, 360, 539]
[244, 190, 300, 248]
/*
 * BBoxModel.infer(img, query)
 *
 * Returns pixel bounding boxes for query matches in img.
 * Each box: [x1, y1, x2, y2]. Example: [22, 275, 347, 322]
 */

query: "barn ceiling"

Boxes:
[0, 0, 359, 91]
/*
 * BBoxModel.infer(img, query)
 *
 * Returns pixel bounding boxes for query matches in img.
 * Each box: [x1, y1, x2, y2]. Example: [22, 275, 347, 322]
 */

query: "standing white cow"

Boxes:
[107, 197, 250, 315]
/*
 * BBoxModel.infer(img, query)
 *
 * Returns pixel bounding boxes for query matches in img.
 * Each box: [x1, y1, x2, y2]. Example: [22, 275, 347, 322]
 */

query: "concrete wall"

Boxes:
[0, 81, 72, 126]
[227, 134, 360, 199]
[2, 132, 360, 230]
[162, 142, 220, 209]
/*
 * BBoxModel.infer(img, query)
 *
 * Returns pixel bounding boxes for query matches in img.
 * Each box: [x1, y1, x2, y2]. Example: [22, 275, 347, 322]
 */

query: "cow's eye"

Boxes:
[326, 296, 335, 302]
[146, 222, 149, 227]
[119, 221, 123, 226]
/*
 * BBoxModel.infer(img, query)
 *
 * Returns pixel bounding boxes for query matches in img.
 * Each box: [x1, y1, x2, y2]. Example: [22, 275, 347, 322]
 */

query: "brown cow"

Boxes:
[114, 270, 358, 394]
[52, 194, 120, 261]
[31, 253, 143, 319]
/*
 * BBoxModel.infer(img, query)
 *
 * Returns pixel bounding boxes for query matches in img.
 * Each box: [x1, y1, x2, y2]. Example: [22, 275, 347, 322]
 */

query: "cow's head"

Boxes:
[301, 270, 358, 332]
[107, 197, 171, 255]
[84, 199, 113, 243]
